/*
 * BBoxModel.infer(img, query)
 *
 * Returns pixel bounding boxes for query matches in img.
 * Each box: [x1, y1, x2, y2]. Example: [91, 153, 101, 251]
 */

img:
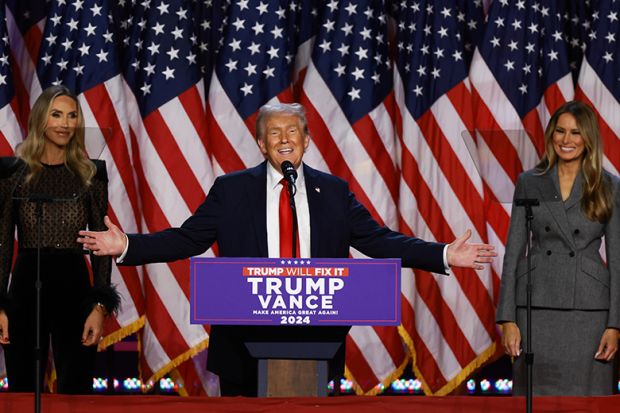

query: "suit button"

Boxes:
[546, 250, 552, 256]
[569, 251, 575, 257]
[573, 229, 580, 235]
[545, 226, 551, 232]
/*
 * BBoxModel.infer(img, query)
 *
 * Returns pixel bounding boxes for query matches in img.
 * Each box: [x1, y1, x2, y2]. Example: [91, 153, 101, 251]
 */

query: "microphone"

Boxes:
[281, 160, 297, 186]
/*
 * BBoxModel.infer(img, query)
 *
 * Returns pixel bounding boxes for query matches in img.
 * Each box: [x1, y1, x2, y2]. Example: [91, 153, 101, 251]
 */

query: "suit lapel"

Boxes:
[304, 164, 321, 257]
[247, 162, 268, 257]
[564, 171, 582, 211]
[535, 166, 576, 247]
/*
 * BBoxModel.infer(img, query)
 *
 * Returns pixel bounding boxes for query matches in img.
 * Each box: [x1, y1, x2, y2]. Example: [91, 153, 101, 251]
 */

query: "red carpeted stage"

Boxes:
[1, 394, 619, 412]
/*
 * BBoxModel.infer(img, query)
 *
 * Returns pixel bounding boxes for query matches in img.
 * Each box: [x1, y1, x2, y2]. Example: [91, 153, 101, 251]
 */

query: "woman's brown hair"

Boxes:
[536, 100, 612, 223]
[16, 85, 95, 186]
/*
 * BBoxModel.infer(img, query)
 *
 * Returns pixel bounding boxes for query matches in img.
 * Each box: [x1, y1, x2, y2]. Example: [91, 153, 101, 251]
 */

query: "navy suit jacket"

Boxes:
[124, 161, 446, 270]
[122, 161, 447, 382]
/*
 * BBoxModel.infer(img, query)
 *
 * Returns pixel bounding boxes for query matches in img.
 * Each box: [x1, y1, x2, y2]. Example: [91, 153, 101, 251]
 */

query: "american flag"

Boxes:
[576, 0, 620, 176]
[454, 0, 485, 64]
[0, 2, 20, 155]
[391, 0, 496, 395]
[470, 0, 577, 199]
[116, 0, 220, 395]
[2, 0, 620, 397]
[298, 0, 407, 392]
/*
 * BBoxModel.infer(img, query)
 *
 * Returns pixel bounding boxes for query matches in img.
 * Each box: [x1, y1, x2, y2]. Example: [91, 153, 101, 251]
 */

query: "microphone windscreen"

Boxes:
[280, 161, 297, 181]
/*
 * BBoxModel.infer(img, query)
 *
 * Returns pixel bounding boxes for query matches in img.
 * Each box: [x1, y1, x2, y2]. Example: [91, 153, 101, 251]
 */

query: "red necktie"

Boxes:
[279, 178, 299, 258]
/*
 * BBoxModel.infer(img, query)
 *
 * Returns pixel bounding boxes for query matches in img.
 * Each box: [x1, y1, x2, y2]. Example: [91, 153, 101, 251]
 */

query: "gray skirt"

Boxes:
[513, 307, 618, 396]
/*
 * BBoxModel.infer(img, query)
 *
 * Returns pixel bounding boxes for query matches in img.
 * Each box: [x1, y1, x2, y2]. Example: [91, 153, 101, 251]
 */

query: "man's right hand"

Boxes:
[77, 216, 127, 256]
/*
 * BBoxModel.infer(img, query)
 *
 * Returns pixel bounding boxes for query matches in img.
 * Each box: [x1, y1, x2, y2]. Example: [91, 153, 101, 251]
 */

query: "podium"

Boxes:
[190, 257, 401, 396]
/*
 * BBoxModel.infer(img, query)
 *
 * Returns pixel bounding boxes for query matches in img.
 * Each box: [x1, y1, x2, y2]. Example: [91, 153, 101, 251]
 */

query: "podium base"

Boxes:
[260, 359, 326, 397]
[246, 341, 341, 397]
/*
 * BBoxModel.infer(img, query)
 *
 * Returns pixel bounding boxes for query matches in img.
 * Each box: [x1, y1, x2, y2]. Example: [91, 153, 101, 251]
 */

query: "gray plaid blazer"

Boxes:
[497, 165, 620, 329]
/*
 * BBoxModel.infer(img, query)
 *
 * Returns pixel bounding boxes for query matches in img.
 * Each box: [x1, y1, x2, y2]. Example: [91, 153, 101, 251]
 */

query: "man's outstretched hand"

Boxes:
[446, 229, 496, 270]
[77, 216, 127, 257]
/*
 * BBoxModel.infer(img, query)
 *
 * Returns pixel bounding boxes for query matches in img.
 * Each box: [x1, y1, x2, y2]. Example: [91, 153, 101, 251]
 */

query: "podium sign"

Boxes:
[190, 257, 401, 326]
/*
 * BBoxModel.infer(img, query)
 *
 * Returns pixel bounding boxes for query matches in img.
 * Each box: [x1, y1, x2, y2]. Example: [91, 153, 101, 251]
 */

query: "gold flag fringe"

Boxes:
[138, 336, 210, 394]
[345, 351, 412, 396]
[98, 316, 145, 352]
[399, 324, 497, 396]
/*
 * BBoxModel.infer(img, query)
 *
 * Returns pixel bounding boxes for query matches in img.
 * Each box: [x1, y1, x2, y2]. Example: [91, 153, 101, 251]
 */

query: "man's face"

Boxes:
[257, 113, 310, 170]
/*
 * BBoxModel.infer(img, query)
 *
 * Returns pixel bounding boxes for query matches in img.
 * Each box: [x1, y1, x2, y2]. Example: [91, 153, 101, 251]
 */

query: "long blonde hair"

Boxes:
[16, 85, 95, 186]
[536, 100, 612, 223]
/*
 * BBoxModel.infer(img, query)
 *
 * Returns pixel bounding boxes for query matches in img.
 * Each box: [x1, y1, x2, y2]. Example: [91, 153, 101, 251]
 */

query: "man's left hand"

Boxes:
[446, 229, 496, 270]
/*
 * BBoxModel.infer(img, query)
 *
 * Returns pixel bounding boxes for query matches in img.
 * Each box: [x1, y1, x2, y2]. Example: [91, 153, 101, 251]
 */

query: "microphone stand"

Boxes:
[24, 195, 54, 413]
[286, 181, 298, 258]
[514, 198, 538, 413]
[34, 197, 45, 413]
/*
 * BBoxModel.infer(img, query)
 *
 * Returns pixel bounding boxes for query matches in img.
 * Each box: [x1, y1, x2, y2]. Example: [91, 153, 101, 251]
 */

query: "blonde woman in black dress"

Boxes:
[0, 85, 119, 393]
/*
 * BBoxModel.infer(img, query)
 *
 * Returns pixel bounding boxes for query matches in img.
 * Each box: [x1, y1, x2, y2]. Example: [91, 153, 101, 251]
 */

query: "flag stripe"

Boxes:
[143, 111, 206, 210]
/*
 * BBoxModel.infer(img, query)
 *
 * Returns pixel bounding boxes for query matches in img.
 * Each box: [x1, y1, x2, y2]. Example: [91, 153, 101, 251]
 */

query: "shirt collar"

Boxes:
[266, 161, 305, 190]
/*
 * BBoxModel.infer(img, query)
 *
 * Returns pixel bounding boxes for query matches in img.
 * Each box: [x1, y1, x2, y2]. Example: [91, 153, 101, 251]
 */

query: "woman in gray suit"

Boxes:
[497, 100, 620, 395]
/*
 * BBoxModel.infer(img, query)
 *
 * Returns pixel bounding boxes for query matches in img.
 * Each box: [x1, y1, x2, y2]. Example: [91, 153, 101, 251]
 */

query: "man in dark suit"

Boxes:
[78, 103, 495, 396]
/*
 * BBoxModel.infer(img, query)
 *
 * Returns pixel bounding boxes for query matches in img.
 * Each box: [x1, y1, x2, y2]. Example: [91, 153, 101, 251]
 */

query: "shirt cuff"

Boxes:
[442, 244, 451, 275]
[116, 234, 130, 263]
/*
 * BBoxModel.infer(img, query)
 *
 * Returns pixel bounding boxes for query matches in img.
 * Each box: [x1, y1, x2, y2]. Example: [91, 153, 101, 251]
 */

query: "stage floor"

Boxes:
[1, 394, 619, 413]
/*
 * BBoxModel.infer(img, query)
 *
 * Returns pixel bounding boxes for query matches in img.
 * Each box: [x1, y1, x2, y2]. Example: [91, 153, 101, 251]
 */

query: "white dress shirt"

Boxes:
[266, 162, 311, 258]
